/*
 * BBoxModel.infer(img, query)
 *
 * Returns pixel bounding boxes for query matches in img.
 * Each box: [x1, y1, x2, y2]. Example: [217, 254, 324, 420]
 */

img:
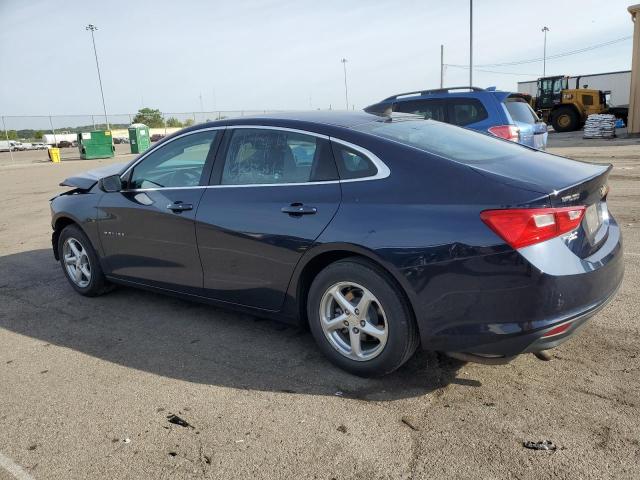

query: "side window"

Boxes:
[394, 100, 446, 121]
[332, 144, 378, 180]
[221, 129, 337, 185]
[448, 99, 488, 126]
[129, 130, 218, 189]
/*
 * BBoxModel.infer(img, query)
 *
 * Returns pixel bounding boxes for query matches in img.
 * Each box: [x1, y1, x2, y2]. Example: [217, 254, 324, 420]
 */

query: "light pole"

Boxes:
[542, 26, 550, 77]
[341, 58, 349, 110]
[440, 44, 444, 88]
[469, 0, 473, 87]
[85, 24, 109, 130]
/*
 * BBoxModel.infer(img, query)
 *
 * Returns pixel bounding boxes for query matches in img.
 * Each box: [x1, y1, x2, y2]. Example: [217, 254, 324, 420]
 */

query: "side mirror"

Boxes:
[98, 174, 123, 193]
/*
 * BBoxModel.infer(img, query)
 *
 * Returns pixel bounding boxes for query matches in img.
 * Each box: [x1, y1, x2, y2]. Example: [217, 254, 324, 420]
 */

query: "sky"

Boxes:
[0, 0, 635, 121]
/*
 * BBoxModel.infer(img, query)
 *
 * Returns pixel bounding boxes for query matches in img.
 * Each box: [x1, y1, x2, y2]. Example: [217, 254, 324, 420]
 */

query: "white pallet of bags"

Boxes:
[583, 114, 616, 139]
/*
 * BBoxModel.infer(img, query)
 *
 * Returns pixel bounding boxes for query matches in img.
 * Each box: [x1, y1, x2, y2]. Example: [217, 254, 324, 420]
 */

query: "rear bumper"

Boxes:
[409, 218, 624, 359]
[448, 279, 621, 362]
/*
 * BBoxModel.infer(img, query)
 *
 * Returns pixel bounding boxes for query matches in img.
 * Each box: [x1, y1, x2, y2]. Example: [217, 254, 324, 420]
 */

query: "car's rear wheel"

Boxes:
[58, 224, 111, 296]
[307, 258, 419, 377]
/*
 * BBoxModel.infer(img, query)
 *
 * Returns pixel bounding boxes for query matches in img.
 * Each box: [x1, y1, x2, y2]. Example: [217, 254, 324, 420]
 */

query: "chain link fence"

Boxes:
[0, 110, 283, 162]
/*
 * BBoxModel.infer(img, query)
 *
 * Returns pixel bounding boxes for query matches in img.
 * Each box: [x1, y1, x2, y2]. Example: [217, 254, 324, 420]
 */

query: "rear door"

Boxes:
[196, 127, 341, 311]
[98, 128, 222, 293]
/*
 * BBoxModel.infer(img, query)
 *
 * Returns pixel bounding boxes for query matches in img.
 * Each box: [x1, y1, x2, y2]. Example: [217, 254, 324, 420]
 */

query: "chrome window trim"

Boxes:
[120, 126, 227, 178]
[119, 124, 390, 193]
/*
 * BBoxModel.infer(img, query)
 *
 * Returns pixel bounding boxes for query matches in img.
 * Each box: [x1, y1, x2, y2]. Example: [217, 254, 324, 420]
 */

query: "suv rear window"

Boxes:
[448, 99, 488, 126]
[352, 119, 535, 164]
[393, 100, 446, 122]
[504, 97, 539, 124]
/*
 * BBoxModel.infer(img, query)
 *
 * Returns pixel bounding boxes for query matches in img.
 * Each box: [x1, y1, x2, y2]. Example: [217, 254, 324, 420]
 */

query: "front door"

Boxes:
[98, 129, 221, 293]
[196, 127, 341, 310]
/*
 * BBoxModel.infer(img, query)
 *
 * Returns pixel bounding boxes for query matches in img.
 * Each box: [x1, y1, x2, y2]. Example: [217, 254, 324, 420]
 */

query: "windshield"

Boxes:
[505, 98, 539, 124]
[352, 119, 541, 164]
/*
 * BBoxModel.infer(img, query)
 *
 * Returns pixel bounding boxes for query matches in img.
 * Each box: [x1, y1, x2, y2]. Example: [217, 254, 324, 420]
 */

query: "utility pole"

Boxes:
[542, 26, 550, 77]
[341, 58, 349, 110]
[469, 0, 473, 87]
[440, 44, 444, 88]
[2, 116, 14, 163]
[85, 24, 109, 129]
[49, 115, 58, 147]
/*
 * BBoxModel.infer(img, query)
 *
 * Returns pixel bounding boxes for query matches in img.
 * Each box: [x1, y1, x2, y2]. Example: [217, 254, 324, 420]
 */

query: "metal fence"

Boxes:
[0, 111, 283, 161]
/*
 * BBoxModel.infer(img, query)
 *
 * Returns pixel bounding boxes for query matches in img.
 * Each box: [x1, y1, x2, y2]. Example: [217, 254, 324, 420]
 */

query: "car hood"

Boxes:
[60, 162, 127, 190]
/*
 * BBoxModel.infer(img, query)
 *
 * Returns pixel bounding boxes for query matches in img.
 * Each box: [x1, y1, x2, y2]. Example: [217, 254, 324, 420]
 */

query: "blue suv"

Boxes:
[365, 87, 548, 149]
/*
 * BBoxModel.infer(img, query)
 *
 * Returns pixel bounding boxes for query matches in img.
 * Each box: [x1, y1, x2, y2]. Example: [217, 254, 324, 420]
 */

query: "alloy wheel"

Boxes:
[63, 237, 91, 288]
[319, 282, 388, 361]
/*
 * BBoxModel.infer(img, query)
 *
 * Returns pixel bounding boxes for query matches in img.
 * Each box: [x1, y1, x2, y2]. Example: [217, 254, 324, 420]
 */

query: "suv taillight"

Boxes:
[488, 125, 519, 142]
[480, 207, 586, 249]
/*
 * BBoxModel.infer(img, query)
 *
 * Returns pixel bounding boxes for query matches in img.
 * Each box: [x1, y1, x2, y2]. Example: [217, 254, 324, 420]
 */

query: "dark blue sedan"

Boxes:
[50, 112, 623, 376]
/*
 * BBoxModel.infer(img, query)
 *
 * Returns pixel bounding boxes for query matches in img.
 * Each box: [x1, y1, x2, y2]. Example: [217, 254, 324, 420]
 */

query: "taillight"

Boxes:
[480, 206, 586, 249]
[488, 125, 519, 142]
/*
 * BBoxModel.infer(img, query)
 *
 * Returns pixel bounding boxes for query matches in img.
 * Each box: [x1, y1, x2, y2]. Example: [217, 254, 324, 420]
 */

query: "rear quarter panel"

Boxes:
[294, 133, 549, 337]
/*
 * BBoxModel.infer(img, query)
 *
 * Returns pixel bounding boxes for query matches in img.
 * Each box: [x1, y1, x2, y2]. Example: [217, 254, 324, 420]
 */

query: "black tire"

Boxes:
[307, 257, 419, 377]
[58, 224, 111, 297]
[551, 107, 579, 132]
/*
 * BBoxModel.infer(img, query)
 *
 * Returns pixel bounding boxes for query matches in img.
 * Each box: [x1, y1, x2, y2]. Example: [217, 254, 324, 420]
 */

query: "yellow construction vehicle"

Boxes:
[529, 76, 607, 132]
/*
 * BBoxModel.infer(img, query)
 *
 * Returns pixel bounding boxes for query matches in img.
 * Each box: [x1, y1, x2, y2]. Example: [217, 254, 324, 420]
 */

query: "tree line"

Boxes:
[3, 108, 224, 140]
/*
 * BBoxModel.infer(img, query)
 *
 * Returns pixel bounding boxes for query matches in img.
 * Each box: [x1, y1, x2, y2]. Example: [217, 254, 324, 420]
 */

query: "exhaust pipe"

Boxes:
[533, 350, 553, 361]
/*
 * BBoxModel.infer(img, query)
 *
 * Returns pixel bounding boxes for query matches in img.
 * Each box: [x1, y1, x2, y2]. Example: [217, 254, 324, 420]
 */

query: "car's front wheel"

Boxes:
[307, 258, 419, 377]
[58, 224, 111, 296]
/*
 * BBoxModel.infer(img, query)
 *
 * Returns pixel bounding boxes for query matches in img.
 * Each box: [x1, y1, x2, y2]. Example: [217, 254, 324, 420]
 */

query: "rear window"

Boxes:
[505, 98, 539, 124]
[448, 99, 488, 126]
[331, 143, 378, 179]
[393, 99, 446, 122]
[352, 119, 537, 164]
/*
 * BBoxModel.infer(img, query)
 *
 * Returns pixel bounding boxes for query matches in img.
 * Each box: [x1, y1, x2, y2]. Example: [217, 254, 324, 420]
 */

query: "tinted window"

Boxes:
[221, 129, 337, 185]
[393, 100, 446, 121]
[505, 98, 538, 124]
[332, 144, 378, 180]
[129, 130, 217, 189]
[448, 99, 488, 126]
[352, 119, 533, 164]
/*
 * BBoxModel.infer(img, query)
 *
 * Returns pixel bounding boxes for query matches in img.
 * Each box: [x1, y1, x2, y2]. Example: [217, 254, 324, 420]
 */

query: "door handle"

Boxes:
[167, 202, 193, 212]
[281, 203, 317, 216]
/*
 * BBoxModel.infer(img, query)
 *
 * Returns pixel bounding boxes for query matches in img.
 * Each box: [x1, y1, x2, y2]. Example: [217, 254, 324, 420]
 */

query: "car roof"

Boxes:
[195, 111, 388, 130]
[374, 87, 512, 105]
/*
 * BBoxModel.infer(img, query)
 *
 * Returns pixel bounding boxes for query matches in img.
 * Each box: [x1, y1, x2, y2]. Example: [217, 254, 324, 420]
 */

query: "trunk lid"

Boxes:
[469, 149, 610, 196]
[471, 154, 612, 258]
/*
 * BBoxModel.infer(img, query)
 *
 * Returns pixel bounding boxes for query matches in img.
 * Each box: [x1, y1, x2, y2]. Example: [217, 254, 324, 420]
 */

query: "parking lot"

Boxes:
[0, 133, 638, 479]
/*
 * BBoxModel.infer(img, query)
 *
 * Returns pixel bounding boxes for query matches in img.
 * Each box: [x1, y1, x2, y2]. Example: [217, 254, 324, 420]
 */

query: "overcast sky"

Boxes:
[0, 0, 635, 117]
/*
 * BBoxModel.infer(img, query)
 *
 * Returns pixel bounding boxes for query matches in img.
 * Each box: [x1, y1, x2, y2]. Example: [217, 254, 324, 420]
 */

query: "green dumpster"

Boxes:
[77, 130, 115, 159]
[128, 123, 151, 154]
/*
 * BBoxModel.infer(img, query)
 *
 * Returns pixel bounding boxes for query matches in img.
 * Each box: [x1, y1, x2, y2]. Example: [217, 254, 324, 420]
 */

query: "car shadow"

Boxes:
[0, 249, 471, 400]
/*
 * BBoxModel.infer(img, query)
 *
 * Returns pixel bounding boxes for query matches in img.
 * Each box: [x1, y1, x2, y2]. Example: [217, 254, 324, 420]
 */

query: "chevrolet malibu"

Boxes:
[50, 112, 623, 376]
